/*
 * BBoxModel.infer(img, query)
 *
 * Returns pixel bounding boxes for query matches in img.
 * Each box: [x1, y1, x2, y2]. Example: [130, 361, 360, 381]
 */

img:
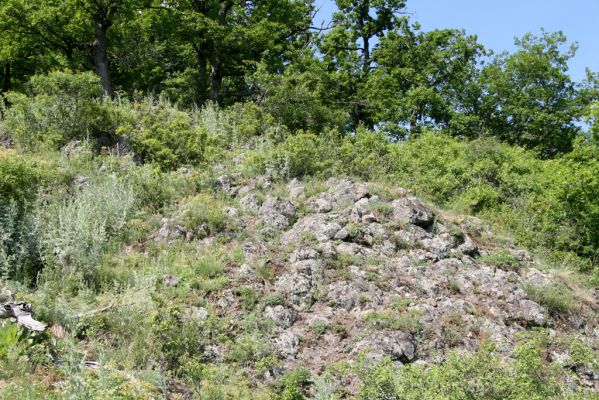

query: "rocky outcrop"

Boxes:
[155, 176, 598, 388]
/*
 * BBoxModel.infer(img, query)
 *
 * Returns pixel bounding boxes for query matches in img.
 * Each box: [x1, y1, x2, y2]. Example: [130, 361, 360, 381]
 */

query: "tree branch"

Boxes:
[0, 301, 46, 332]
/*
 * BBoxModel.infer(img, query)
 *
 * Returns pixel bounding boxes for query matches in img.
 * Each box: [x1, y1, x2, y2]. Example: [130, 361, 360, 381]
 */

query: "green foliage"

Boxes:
[320, 0, 407, 127]
[367, 21, 485, 138]
[275, 367, 312, 400]
[249, 59, 348, 133]
[0, 149, 62, 203]
[116, 97, 207, 171]
[0, 150, 65, 281]
[339, 128, 392, 179]
[277, 132, 328, 178]
[263, 293, 286, 307]
[524, 283, 578, 316]
[176, 194, 229, 239]
[311, 319, 330, 336]
[150, 297, 207, 375]
[1, 71, 113, 150]
[478, 31, 583, 157]
[355, 333, 593, 400]
[390, 132, 599, 269]
[0, 322, 50, 380]
[362, 309, 423, 333]
[234, 287, 259, 311]
[131, 164, 199, 212]
[0, 322, 19, 361]
[480, 249, 522, 270]
[193, 254, 225, 279]
[226, 332, 272, 366]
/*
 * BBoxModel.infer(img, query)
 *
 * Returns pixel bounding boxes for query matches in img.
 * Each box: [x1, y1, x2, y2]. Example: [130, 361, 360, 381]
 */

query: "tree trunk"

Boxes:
[362, 35, 371, 73]
[409, 109, 419, 137]
[1, 63, 10, 93]
[209, 55, 223, 103]
[93, 17, 113, 99]
[195, 48, 209, 102]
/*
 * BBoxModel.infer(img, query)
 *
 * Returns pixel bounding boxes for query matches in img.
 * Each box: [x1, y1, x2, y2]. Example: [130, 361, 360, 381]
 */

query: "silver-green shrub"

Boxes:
[40, 175, 135, 278]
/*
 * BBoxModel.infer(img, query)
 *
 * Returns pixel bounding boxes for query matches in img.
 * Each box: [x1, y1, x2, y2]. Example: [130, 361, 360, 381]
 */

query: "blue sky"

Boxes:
[314, 0, 599, 82]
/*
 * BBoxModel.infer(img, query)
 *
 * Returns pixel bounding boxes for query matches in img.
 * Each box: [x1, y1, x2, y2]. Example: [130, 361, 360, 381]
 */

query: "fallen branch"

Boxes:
[0, 301, 47, 332]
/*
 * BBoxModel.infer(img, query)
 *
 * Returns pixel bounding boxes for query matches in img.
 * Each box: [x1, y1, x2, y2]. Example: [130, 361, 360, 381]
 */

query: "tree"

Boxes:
[365, 21, 485, 138]
[0, 0, 145, 98]
[147, 0, 313, 105]
[478, 30, 584, 157]
[319, 0, 407, 127]
[248, 54, 349, 132]
[0, 0, 88, 93]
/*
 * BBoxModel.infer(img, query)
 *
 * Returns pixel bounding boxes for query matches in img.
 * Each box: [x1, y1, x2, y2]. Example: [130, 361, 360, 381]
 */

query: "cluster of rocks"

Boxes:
[159, 175, 599, 389]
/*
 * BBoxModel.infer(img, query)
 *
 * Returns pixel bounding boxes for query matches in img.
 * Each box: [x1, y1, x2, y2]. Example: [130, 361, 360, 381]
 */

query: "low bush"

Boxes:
[0, 322, 50, 380]
[356, 332, 592, 400]
[480, 249, 522, 270]
[175, 193, 230, 238]
[339, 128, 393, 179]
[362, 309, 422, 333]
[116, 96, 207, 171]
[40, 175, 136, 280]
[1, 71, 114, 150]
[150, 298, 207, 375]
[0, 150, 65, 281]
[132, 164, 199, 212]
[389, 132, 599, 275]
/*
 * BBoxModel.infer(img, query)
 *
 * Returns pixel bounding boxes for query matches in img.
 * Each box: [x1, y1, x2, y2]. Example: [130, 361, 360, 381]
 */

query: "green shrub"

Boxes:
[277, 132, 327, 178]
[0, 150, 65, 281]
[150, 298, 207, 375]
[226, 332, 272, 366]
[40, 175, 136, 280]
[311, 319, 330, 336]
[243, 130, 343, 179]
[132, 164, 198, 212]
[234, 287, 259, 311]
[116, 96, 207, 171]
[263, 293, 285, 307]
[200, 102, 283, 146]
[1, 71, 113, 150]
[362, 309, 422, 333]
[339, 128, 392, 179]
[388, 132, 599, 274]
[0, 322, 50, 380]
[0, 150, 62, 203]
[355, 332, 591, 400]
[193, 254, 225, 278]
[176, 194, 229, 238]
[275, 367, 312, 400]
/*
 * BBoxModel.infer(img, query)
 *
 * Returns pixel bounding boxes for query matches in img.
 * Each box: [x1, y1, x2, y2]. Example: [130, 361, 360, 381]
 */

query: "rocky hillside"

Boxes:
[149, 174, 598, 397]
[2, 141, 599, 398]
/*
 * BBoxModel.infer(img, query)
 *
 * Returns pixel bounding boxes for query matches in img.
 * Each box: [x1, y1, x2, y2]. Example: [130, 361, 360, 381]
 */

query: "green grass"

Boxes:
[362, 309, 424, 333]
[480, 249, 522, 270]
[524, 283, 578, 316]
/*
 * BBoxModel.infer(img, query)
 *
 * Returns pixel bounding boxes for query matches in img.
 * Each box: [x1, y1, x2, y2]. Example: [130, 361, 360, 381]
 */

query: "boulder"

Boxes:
[260, 196, 296, 228]
[391, 196, 435, 228]
[264, 305, 297, 328]
[354, 331, 417, 363]
[273, 331, 300, 359]
[239, 194, 262, 213]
